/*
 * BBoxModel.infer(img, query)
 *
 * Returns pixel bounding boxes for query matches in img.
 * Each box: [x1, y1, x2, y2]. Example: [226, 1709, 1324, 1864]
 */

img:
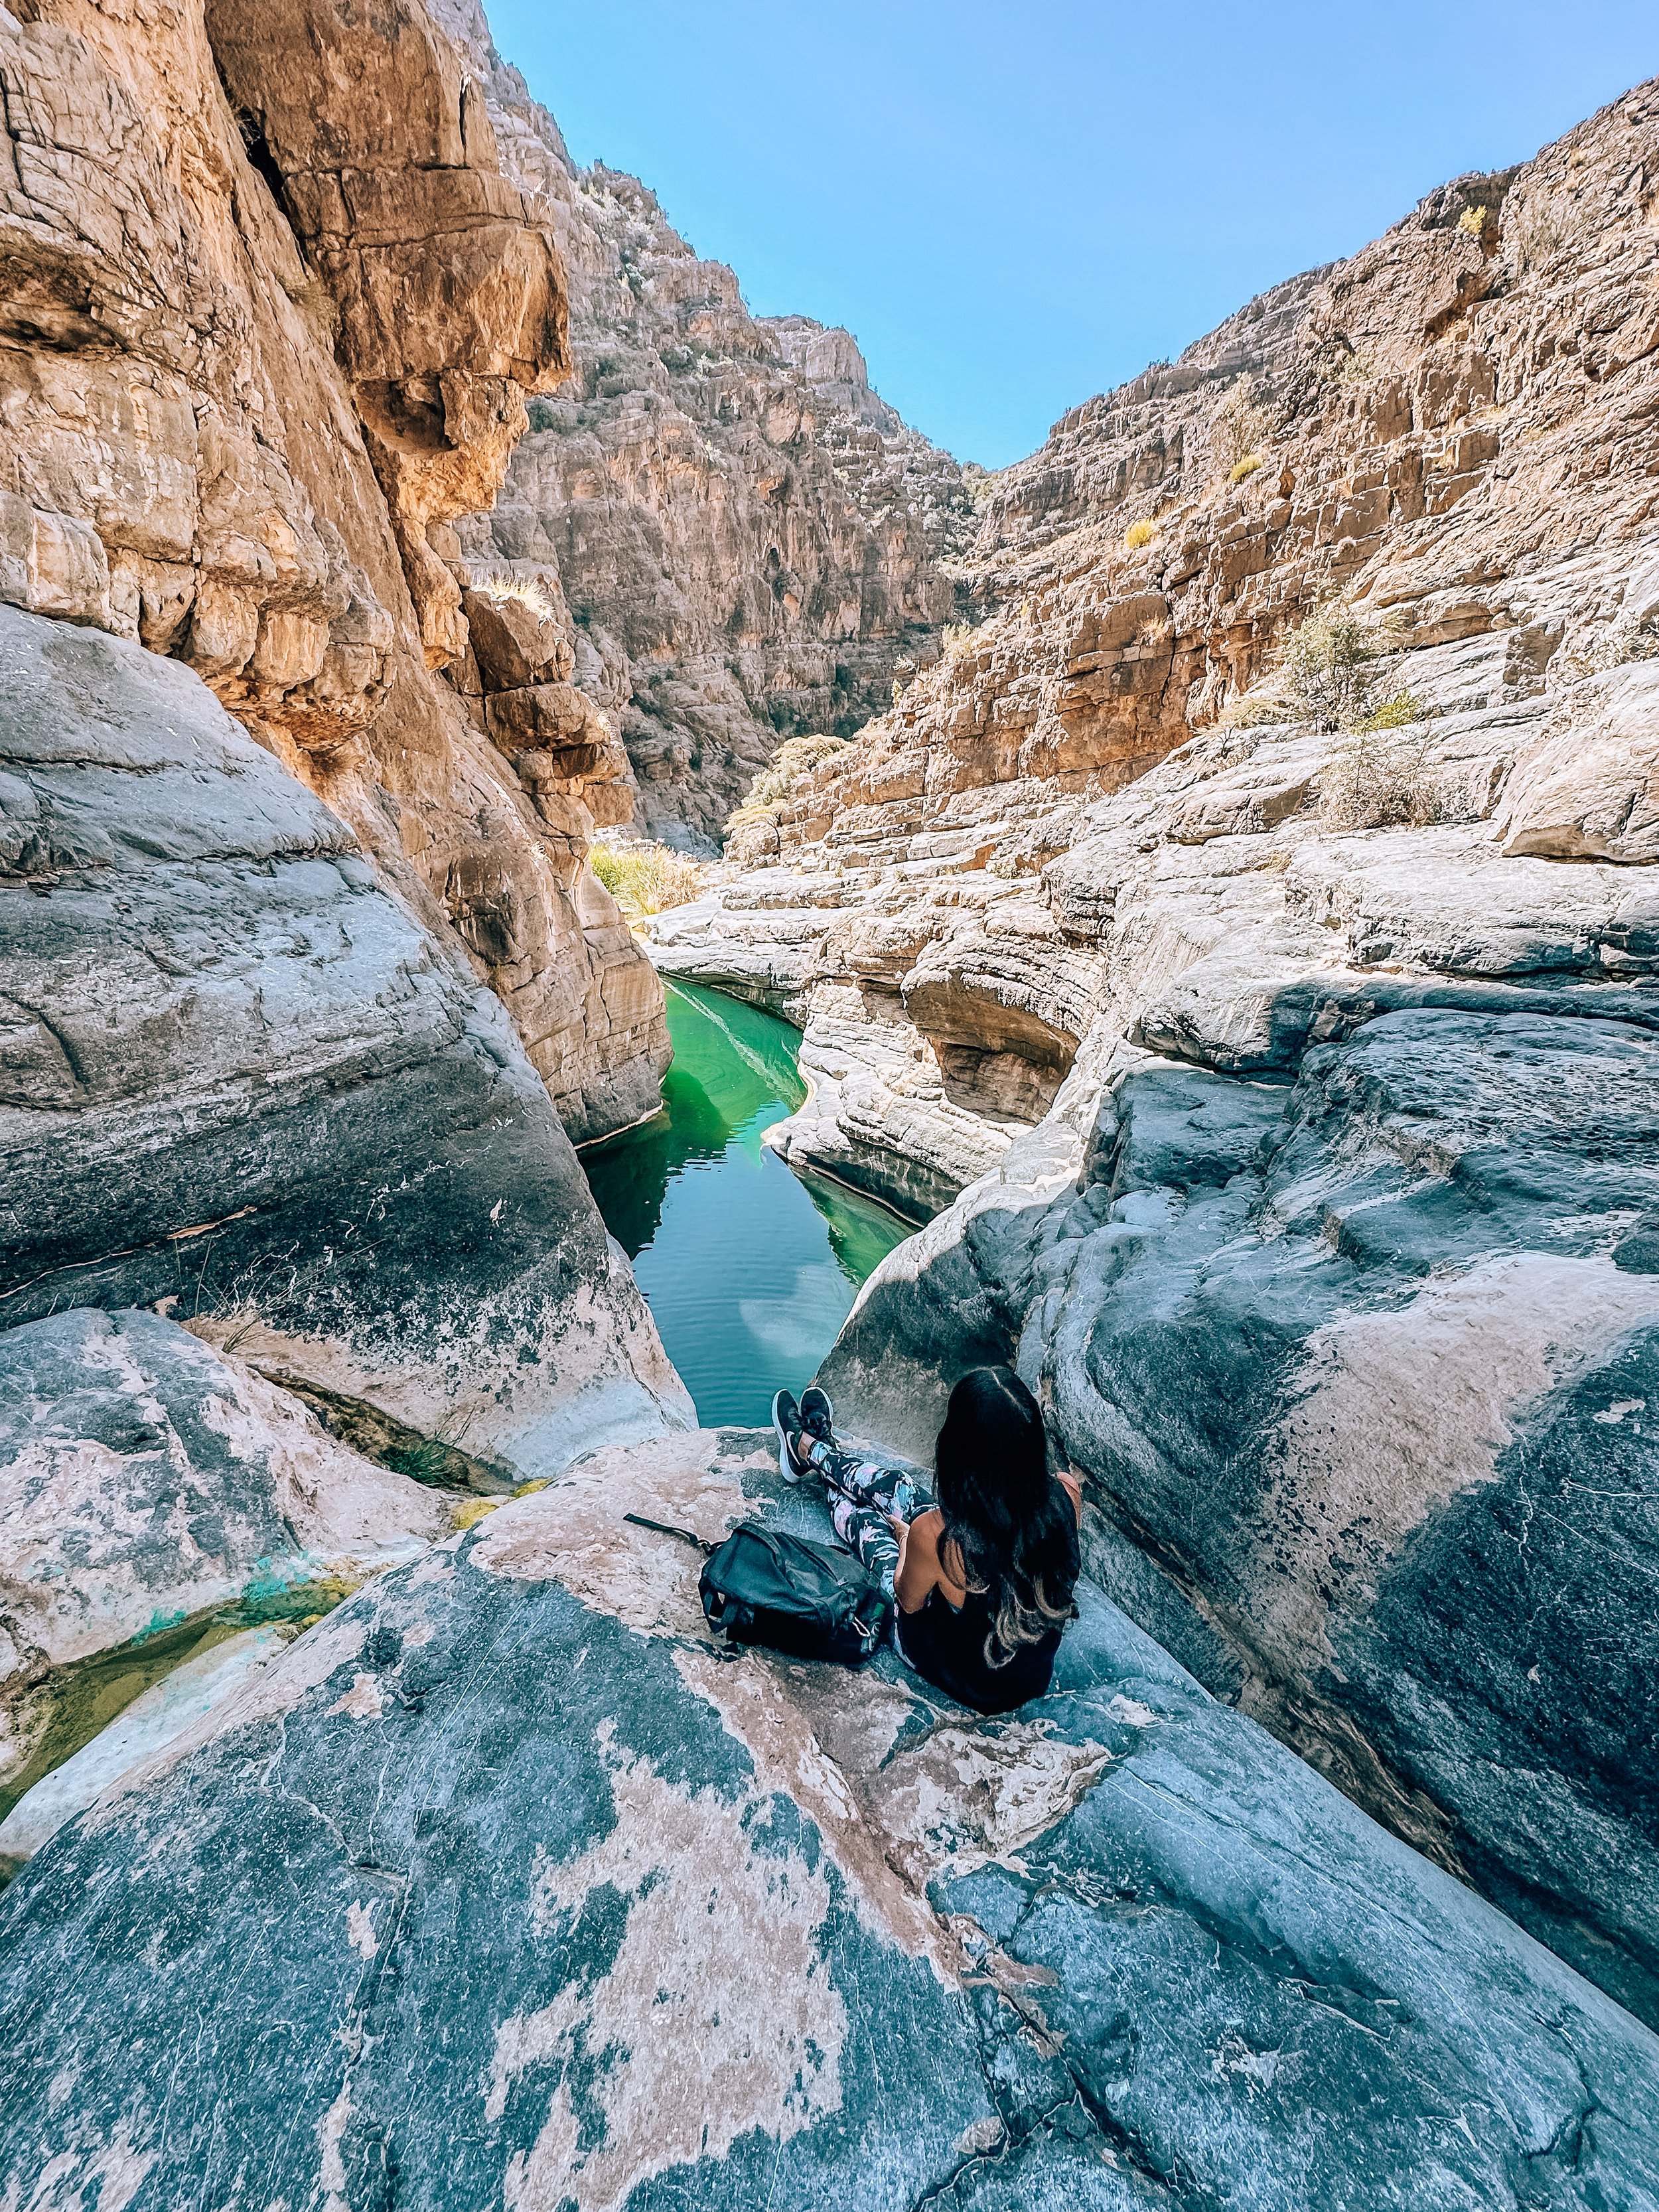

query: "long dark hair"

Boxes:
[934, 1366, 1079, 1669]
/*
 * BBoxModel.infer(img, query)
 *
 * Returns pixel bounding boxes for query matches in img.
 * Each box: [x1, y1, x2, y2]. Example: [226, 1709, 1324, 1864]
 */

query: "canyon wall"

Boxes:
[0, 0, 696, 1560]
[660, 87, 1659, 2022]
[0, 0, 666, 1140]
[431, 0, 973, 849]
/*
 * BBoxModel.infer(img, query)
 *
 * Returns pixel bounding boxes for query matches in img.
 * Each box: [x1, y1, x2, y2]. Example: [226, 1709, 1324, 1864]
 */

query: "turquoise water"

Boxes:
[583, 979, 912, 1426]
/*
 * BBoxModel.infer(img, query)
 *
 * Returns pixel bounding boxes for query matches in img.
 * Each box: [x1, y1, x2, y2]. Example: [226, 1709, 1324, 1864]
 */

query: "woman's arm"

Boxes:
[1056, 1471, 1082, 1523]
[892, 1508, 951, 1615]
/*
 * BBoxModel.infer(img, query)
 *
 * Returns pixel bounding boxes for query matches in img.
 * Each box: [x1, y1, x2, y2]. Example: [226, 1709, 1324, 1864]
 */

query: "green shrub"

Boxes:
[1275, 606, 1400, 731]
[1357, 690, 1423, 731]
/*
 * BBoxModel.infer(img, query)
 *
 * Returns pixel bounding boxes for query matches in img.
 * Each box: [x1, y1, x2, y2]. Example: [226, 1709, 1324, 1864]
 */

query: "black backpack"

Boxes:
[625, 1514, 889, 1665]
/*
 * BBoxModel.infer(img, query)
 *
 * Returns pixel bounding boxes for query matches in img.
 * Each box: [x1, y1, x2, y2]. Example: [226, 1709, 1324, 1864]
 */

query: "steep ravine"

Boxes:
[3, 7, 1659, 2207]
[658, 78, 1659, 2033]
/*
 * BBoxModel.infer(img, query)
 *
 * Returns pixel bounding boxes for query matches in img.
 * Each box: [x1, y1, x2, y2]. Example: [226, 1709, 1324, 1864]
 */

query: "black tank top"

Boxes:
[896, 1583, 1062, 1715]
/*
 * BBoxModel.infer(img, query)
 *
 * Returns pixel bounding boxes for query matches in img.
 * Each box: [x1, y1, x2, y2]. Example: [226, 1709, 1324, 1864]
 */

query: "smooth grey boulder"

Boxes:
[1, 1430, 1656, 2211]
[825, 1007, 1659, 2028]
[0, 607, 690, 1475]
[0, 1306, 445, 1791]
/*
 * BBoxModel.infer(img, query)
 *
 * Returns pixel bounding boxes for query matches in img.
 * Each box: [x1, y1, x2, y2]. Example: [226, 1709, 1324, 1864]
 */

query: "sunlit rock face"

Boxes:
[4, 1432, 1658, 2211]
[824, 1003, 1659, 2026]
[426, 0, 973, 853]
[669, 84, 1659, 1211]
[0, 0, 666, 1140]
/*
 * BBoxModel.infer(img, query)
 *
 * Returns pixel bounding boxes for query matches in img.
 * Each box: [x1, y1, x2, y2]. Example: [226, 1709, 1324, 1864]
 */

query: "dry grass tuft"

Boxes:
[1228, 452, 1265, 484]
[472, 570, 557, 621]
[591, 839, 705, 916]
[1124, 518, 1157, 551]
[1322, 725, 1439, 830]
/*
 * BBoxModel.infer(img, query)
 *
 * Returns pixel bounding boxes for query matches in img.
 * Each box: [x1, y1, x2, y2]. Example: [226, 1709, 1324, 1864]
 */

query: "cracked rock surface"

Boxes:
[3, 1431, 1656, 2209]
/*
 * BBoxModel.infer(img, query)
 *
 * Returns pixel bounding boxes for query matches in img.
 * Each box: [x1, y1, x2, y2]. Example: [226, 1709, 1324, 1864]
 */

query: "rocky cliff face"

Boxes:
[0, 0, 695, 1566]
[659, 86, 1659, 2022]
[0, 0, 666, 1140]
[430, 0, 973, 850]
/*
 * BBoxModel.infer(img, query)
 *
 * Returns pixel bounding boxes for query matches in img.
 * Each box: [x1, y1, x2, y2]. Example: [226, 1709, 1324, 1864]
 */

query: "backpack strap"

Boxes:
[622, 1512, 717, 1557]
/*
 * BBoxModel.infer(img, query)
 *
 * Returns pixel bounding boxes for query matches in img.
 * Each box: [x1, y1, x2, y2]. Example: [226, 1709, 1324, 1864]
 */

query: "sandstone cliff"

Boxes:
[0, 0, 697, 1543]
[659, 87, 1659, 2023]
[430, 0, 973, 849]
[0, 0, 666, 1140]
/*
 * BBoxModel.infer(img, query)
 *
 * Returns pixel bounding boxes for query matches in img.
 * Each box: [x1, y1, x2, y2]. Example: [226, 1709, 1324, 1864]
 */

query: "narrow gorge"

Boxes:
[1, 5, 1656, 2208]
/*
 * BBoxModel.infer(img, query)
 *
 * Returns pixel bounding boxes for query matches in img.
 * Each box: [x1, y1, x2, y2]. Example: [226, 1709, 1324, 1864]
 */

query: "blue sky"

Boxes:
[486, 1, 1659, 469]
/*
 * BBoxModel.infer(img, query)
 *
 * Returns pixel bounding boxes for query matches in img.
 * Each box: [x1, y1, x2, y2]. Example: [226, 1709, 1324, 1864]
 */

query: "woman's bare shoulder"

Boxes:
[906, 1507, 944, 1555]
[1056, 1469, 1083, 1520]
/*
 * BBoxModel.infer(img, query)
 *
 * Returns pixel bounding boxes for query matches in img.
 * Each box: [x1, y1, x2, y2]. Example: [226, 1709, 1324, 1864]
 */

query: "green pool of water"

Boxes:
[583, 978, 913, 1426]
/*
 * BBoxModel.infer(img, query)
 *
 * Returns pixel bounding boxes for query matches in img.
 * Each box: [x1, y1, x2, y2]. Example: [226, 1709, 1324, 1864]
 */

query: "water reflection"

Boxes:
[583, 979, 913, 1426]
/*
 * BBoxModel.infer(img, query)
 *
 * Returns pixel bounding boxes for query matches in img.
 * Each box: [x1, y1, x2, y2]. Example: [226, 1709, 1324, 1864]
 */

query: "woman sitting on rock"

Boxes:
[772, 1365, 1082, 1714]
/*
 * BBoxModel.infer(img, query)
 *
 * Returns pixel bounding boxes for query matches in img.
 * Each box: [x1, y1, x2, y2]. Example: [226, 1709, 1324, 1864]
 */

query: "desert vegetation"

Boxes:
[724, 732, 849, 839]
[590, 838, 706, 917]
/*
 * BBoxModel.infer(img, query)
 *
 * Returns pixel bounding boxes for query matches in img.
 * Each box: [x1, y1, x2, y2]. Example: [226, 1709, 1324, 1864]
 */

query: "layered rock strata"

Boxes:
[662, 86, 1659, 2022]
[3, 1431, 1658, 2209]
[660, 82, 1659, 1201]
[0, 611, 689, 1481]
[433, 0, 972, 848]
[0, 0, 665, 1138]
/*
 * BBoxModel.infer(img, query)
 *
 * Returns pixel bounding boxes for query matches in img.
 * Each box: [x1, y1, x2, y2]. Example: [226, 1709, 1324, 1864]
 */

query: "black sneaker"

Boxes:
[772, 1390, 810, 1485]
[800, 1385, 835, 1448]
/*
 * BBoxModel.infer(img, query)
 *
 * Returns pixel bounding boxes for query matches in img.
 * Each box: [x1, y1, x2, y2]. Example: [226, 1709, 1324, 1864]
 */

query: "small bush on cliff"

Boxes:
[1276, 607, 1402, 731]
[1322, 725, 1438, 830]
[1228, 453, 1265, 484]
[1216, 607, 1409, 738]
[591, 840, 705, 917]
[1456, 204, 1487, 241]
[1124, 518, 1157, 550]
[725, 733, 847, 836]
[942, 622, 980, 660]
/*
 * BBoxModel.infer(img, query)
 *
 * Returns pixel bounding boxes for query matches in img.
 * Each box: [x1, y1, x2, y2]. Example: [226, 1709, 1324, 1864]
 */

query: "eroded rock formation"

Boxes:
[0, 1303, 446, 1801]
[662, 85, 1659, 2023]
[429, 0, 972, 849]
[661, 85, 1659, 1202]
[0, 607, 689, 1473]
[4, 1432, 1658, 2209]
[0, 0, 666, 1136]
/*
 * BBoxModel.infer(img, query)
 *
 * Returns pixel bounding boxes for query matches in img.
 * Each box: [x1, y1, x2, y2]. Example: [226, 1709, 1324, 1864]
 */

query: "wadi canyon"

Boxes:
[1, 4, 1658, 2207]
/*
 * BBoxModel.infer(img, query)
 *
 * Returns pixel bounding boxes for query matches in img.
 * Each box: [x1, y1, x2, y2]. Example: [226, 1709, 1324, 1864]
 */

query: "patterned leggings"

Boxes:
[796, 1442, 932, 1603]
